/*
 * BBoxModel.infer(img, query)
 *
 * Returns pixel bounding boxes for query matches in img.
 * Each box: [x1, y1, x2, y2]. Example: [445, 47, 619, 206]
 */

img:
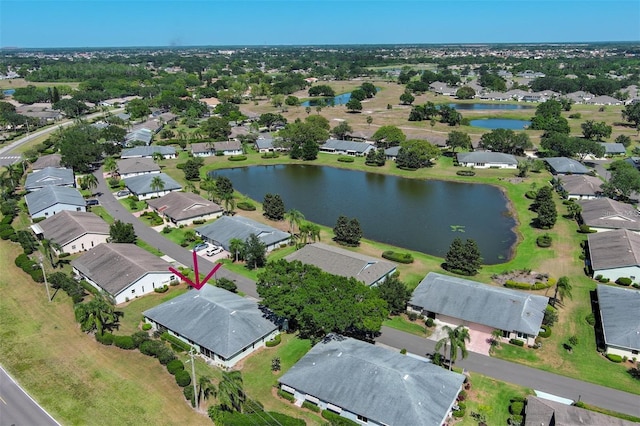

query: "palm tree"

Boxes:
[150, 175, 165, 193]
[81, 174, 98, 193]
[490, 329, 503, 351]
[74, 294, 121, 335]
[103, 157, 117, 177]
[197, 376, 216, 408]
[229, 238, 245, 262]
[152, 152, 164, 164]
[41, 239, 63, 268]
[184, 181, 196, 193]
[221, 193, 235, 215]
[218, 370, 245, 412]
[435, 325, 470, 370]
[285, 209, 305, 235]
[552, 276, 573, 307]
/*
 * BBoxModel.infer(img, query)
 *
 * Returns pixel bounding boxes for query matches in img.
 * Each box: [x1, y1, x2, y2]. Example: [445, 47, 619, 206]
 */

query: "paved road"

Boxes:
[93, 169, 259, 298]
[0, 365, 60, 426]
[376, 326, 640, 417]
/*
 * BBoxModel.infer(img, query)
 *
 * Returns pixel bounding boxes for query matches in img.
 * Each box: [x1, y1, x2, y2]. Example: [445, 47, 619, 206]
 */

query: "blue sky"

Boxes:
[2, 0, 639, 48]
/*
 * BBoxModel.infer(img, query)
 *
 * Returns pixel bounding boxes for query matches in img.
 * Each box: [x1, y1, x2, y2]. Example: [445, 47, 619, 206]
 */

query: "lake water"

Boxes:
[211, 165, 517, 264]
[469, 119, 531, 130]
[449, 103, 532, 110]
[302, 88, 381, 107]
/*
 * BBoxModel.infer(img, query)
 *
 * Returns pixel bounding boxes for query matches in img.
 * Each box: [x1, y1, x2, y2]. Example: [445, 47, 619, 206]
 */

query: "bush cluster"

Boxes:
[154, 284, 169, 293]
[237, 201, 256, 211]
[166, 359, 185, 375]
[425, 318, 434, 327]
[456, 170, 476, 176]
[322, 410, 359, 426]
[191, 219, 205, 225]
[261, 152, 279, 159]
[616, 277, 632, 286]
[113, 335, 135, 350]
[160, 331, 191, 353]
[265, 334, 281, 347]
[509, 339, 525, 347]
[607, 353, 623, 363]
[14, 253, 44, 282]
[538, 325, 552, 338]
[277, 389, 295, 403]
[302, 400, 320, 412]
[504, 280, 551, 290]
[95, 332, 114, 345]
[337, 156, 355, 163]
[536, 234, 552, 248]
[228, 155, 247, 161]
[381, 250, 414, 264]
[142, 323, 152, 331]
[139, 340, 176, 364]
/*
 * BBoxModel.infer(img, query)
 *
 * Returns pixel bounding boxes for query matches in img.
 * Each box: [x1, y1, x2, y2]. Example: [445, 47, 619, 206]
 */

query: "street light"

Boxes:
[37, 255, 51, 302]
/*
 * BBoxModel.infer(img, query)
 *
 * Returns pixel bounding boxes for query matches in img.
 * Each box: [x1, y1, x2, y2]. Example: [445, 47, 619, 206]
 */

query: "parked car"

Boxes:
[116, 189, 131, 197]
[86, 199, 99, 206]
[206, 246, 223, 256]
[193, 243, 208, 252]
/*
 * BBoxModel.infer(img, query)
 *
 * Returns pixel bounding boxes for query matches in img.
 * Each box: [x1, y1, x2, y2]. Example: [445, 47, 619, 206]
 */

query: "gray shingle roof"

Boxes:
[125, 128, 153, 145]
[143, 285, 278, 359]
[255, 138, 275, 150]
[279, 335, 464, 426]
[544, 157, 590, 174]
[190, 142, 214, 154]
[588, 229, 640, 270]
[410, 272, 549, 335]
[121, 146, 176, 158]
[457, 151, 518, 165]
[37, 211, 109, 246]
[321, 139, 373, 154]
[579, 198, 640, 231]
[25, 186, 85, 216]
[284, 242, 397, 286]
[25, 167, 75, 190]
[196, 216, 290, 250]
[599, 142, 626, 155]
[146, 192, 222, 221]
[597, 285, 640, 352]
[524, 396, 638, 426]
[123, 173, 182, 196]
[71, 243, 172, 297]
[116, 157, 160, 175]
[31, 154, 61, 170]
[559, 174, 603, 197]
[385, 146, 400, 157]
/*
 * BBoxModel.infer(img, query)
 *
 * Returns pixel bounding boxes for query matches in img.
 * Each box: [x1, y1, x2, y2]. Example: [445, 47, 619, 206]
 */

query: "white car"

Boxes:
[206, 246, 223, 256]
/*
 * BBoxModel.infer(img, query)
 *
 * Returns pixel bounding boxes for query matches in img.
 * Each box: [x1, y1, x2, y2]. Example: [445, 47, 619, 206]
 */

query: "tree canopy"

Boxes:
[263, 193, 285, 221]
[372, 125, 406, 148]
[333, 215, 362, 246]
[109, 220, 136, 243]
[479, 129, 533, 155]
[396, 139, 441, 169]
[444, 238, 482, 276]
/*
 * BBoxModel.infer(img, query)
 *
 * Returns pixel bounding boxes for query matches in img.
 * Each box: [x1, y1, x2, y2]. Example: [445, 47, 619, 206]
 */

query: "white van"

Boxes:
[206, 246, 223, 256]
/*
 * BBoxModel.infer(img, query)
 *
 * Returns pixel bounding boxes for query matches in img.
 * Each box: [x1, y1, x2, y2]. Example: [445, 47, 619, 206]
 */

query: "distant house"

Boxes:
[578, 198, 640, 233]
[279, 335, 465, 426]
[588, 229, 640, 283]
[146, 191, 223, 226]
[429, 81, 458, 96]
[284, 242, 397, 287]
[625, 157, 640, 170]
[557, 174, 603, 199]
[596, 285, 640, 359]
[25, 186, 86, 219]
[24, 167, 75, 192]
[544, 157, 590, 175]
[524, 395, 638, 426]
[196, 216, 290, 252]
[255, 138, 277, 153]
[71, 243, 174, 305]
[124, 128, 153, 146]
[587, 95, 622, 106]
[319, 139, 374, 156]
[409, 272, 549, 346]
[116, 157, 160, 179]
[563, 91, 594, 104]
[191, 141, 243, 157]
[31, 210, 109, 254]
[31, 154, 62, 172]
[120, 146, 176, 160]
[599, 142, 626, 157]
[517, 70, 545, 79]
[384, 146, 400, 161]
[123, 172, 182, 200]
[143, 285, 279, 368]
[456, 152, 518, 169]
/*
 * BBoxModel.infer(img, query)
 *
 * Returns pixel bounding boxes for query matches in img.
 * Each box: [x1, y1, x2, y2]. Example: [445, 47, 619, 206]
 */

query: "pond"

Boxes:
[210, 165, 517, 264]
[469, 119, 531, 130]
[449, 103, 532, 110]
[301, 87, 381, 107]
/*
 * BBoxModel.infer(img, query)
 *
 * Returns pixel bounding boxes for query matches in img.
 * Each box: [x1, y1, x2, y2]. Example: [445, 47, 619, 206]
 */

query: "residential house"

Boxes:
[31, 154, 62, 172]
[409, 272, 549, 346]
[345, 130, 373, 142]
[557, 175, 603, 199]
[279, 335, 465, 426]
[123, 172, 182, 200]
[143, 285, 279, 368]
[24, 167, 75, 192]
[479, 92, 512, 101]
[517, 70, 546, 79]
[146, 191, 223, 226]
[524, 396, 638, 426]
[319, 139, 374, 156]
[71, 243, 174, 305]
[120, 146, 176, 159]
[124, 128, 153, 146]
[578, 198, 640, 233]
[599, 142, 626, 157]
[563, 91, 594, 104]
[31, 210, 109, 254]
[25, 186, 86, 219]
[116, 157, 160, 179]
[587, 95, 622, 106]
[196, 216, 290, 252]
[191, 141, 243, 157]
[255, 138, 277, 153]
[587, 229, 640, 283]
[596, 284, 640, 359]
[284, 242, 397, 287]
[429, 81, 458, 96]
[544, 157, 590, 175]
[625, 157, 640, 170]
[384, 146, 400, 161]
[456, 151, 518, 169]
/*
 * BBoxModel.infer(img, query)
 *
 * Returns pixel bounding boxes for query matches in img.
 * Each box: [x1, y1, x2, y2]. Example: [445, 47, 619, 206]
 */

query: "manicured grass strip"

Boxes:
[383, 316, 427, 337]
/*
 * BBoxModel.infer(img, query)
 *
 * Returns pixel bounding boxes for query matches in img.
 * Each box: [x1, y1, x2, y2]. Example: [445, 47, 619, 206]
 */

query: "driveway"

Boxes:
[93, 168, 259, 298]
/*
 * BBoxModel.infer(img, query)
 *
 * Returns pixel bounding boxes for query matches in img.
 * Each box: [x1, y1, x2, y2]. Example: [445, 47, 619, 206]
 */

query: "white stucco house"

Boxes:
[123, 172, 182, 200]
[31, 210, 109, 254]
[578, 198, 640, 233]
[596, 284, 640, 359]
[191, 141, 243, 157]
[456, 151, 518, 169]
[71, 243, 175, 304]
[588, 229, 640, 284]
[146, 191, 223, 226]
[196, 216, 290, 252]
[558, 174, 604, 200]
[25, 186, 86, 219]
[116, 157, 160, 179]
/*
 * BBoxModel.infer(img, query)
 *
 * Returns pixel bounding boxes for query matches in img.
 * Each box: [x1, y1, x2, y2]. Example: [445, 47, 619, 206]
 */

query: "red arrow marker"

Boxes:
[169, 249, 222, 290]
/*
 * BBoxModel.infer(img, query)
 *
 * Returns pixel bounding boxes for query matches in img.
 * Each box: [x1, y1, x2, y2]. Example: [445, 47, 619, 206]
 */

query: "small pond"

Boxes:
[211, 165, 517, 264]
[302, 87, 381, 107]
[469, 119, 531, 130]
[449, 103, 532, 110]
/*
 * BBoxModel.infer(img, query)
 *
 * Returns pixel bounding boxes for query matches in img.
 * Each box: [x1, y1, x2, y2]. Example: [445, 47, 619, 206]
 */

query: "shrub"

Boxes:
[598, 277, 610, 283]
[569, 113, 582, 119]
[616, 277, 632, 286]
[95, 332, 114, 346]
[510, 396, 526, 403]
[322, 410, 360, 426]
[509, 338, 525, 347]
[157, 347, 177, 365]
[302, 400, 320, 412]
[228, 155, 247, 161]
[568, 335, 579, 346]
[510, 415, 524, 425]
[607, 353, 623, 363]
[585, 312, 596, 326]
[539, 325, 551, 338]
[510, 401, 524, 415]
[456, 170, 476, 176]
[400, 348, 407, 354]
[113, 335, 135, 350]
[161, 332, 191, 353]
[425, 318, 434, 327]
[237, 201, 256, 211]
[525, 190, 537, 199]
[183, 386, 195, 407]
[578, 224, 596, 233]
[154, 284, 169, 293]
[407, 312, 419, 321]
[452, 409, 465, 418]
[381, 250, 414, 264]
[139, 339, 165, 357]
[536, 234, 552, 248]
[192, 219, 205, 225]
[337, 156, 355, 163]
[175, 370, 192, 387]
[278, 389, 295, 403]
[594, 274, 603, 280]
[131, 331, 150, 348]
[504, 280, 551, 290]
[261, 152, 279, 159]
[266, 334, 281, 347]
[142, 323, 152, 331]
[166, 359, 185, 375]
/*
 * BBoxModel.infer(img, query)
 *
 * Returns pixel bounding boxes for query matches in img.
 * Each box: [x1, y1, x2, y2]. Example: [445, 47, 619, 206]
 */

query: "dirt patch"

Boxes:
[491, 269, 550, 286]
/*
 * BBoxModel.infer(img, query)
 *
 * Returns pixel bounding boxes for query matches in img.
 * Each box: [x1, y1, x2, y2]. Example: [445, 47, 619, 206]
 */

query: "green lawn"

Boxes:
[118, 286, 189, 334]
[383, 316, 429, 337]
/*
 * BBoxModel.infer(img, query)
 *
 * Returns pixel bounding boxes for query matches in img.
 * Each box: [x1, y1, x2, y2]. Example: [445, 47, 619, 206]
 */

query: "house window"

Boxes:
[81, 243, 84, 249]
[71, 245, 76, 250]
[142, 286, 144, 292]
[131, 289, 135, 294]
[633, 350, 639, 355]
[356, 414, 368, 423]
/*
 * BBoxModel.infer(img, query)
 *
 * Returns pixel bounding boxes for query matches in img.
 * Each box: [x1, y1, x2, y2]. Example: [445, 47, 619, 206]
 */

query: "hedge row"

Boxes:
[302, 400, 320, 412]
[456, 170, 475, 176]
[261, 153, 280, 159]
[277, 389, 295, 403]
[382, 250, 414, 264]
[509, 339, 525, 347]
[237, 201, 256, 211]
[337, 156, 354, 163]
[322, 410, 360, 426]
[607, 353, 623, 363]
[228, 155, 247, 161]
[160, 331, 191, 353]
[265, 334, 281, 347]
[14, 253, 44, 283]
[504, 280, 552, 290]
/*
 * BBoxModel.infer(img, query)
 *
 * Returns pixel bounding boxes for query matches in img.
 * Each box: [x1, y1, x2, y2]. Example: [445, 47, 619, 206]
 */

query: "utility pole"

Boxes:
[189, 347, 198, 411]
[40, 260, 51, 302]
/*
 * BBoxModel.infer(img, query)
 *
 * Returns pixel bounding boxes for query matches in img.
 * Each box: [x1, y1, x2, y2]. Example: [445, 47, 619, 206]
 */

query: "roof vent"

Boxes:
[337, 352, 342, 357]
[403, 374, 409, 380]
[230, 310, 236, 315]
